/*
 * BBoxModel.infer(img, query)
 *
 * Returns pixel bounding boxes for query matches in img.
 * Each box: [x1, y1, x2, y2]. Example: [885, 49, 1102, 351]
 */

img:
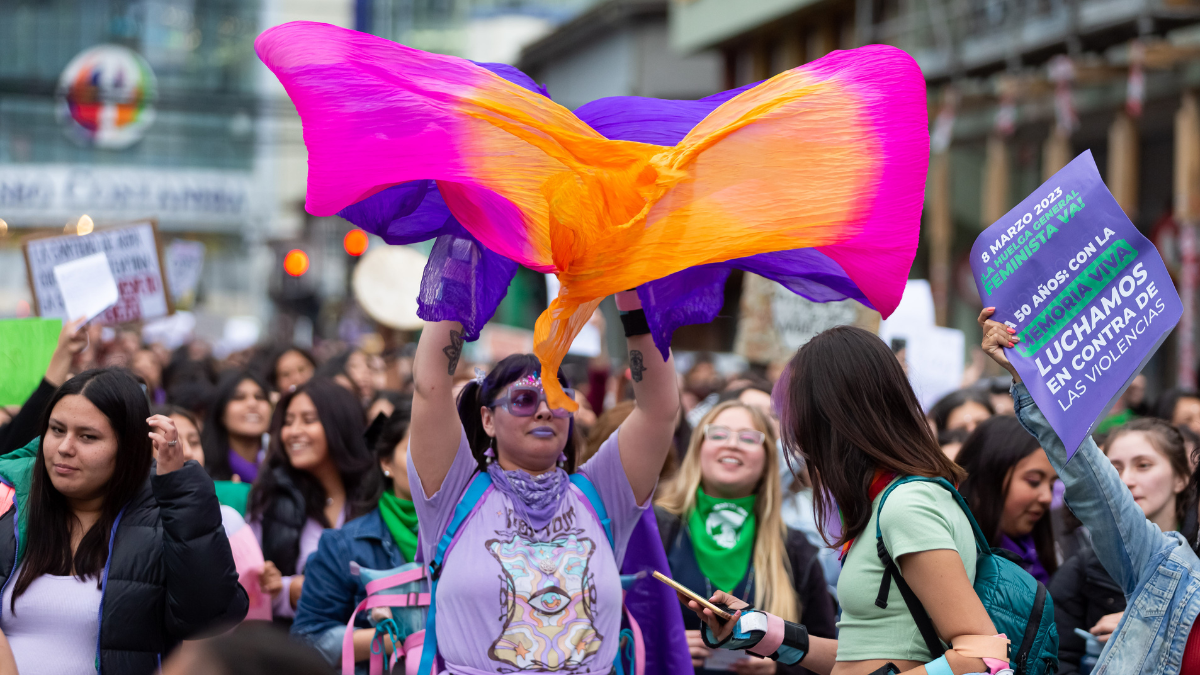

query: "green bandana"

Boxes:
[378, 490, 420, 563]
[687, 488, 757, 592]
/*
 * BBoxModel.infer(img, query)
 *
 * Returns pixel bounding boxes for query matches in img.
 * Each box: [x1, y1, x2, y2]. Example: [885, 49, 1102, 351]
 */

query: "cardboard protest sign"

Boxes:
[23, 220, 173, 325]
[0, 319, 61, 406]
[970, 151, 1181, 456]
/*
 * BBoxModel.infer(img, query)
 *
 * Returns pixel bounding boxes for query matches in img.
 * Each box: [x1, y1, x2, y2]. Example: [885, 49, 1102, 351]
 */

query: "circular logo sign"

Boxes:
[56, 45, 156, 149]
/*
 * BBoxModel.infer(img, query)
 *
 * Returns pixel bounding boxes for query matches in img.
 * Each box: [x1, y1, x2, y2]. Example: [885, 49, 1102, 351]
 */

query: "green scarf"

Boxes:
[379, 491, 420, 563]
[687, 488, 757, 592]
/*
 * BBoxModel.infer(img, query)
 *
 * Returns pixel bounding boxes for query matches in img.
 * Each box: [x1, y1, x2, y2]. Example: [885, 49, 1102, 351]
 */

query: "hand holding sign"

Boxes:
[970, 151, 1182, 457]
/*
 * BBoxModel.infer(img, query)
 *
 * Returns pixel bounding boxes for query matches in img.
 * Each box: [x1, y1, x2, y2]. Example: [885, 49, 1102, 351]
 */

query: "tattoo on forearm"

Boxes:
[630, 350, 646, 383]
[444, 330, 464, 375]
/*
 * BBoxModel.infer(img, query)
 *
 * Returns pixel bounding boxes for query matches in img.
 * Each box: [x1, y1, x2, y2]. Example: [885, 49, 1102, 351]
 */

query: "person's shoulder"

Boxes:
[340, 508, 385, 538]
[879, 479, 966, 529]
[0, 438, 38, 490]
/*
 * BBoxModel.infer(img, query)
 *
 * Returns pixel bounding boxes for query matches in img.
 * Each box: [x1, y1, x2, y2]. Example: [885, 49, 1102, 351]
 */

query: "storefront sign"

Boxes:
[0, 165, 251, 231]
[970, 151, 1181, 456]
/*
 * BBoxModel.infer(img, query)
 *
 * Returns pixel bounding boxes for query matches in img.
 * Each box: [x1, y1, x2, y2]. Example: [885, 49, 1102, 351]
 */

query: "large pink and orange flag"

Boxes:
[257, 21, 929, 409]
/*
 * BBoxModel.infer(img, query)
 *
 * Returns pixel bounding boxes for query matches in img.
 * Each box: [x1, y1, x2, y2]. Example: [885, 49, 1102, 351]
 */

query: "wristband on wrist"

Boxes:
[923, 655, 954, 675]
[620, 309, 650, 337]
[700, 623, 732, 649]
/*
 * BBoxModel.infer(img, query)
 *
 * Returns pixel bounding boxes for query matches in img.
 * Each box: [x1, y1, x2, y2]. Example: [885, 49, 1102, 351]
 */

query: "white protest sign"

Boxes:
[52, 252, 119, 323]
[879, 280, 966, 409]
[23, 220, 172, 324]
[545, 274, 604, 357]
[165, 240, 205, 304]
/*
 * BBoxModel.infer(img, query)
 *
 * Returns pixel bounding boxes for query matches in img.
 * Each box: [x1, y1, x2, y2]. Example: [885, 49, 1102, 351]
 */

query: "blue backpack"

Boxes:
[350, 471, 644, 675]
[874, 476, 1059, 675]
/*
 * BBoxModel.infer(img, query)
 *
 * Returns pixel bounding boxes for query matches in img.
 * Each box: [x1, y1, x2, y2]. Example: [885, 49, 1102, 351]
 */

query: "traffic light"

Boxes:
[283, 249, 310, 276]
[343, 229, 368, 256]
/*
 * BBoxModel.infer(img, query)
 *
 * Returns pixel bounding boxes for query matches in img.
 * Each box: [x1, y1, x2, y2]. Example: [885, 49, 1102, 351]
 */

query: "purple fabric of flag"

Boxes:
[335, 61, 543, 341]
[339, 69, 875, 358]
[574, 88, 875, 360]
[620, 506, 694, 675]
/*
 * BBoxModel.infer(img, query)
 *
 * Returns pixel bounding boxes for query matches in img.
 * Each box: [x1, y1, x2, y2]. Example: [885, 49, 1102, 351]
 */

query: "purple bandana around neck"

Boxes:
[485, 462, 569, 532]
[227, 447, 260, 483]
[999, 533, 1050, 586]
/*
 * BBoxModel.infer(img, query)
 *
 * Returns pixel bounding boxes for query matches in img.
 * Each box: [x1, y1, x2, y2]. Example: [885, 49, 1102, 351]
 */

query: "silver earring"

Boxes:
[383, 470, 391, 477]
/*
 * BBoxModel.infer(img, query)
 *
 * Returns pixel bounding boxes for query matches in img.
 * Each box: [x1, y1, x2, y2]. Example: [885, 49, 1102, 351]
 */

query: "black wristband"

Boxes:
[783, 621, 809, 660]
[619, 309, 650, 337]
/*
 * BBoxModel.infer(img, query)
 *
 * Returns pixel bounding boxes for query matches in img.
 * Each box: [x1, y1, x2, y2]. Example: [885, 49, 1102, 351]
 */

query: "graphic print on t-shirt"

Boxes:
[486, 503, 603, 670]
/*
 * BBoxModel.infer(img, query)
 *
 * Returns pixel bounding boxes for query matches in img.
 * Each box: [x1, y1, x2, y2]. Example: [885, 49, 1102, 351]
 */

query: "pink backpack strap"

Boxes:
[624, 602, 645, 675]
[342, 568, 434, 675]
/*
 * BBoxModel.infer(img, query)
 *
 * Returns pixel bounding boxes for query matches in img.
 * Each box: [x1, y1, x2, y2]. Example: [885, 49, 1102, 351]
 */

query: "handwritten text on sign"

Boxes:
[970, 151, 1181, 457]
[25, 221, 171, 324]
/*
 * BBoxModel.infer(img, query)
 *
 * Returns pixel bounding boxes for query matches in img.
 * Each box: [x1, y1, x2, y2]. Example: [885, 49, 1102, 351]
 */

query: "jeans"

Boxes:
[1013, 382, 1200, 674]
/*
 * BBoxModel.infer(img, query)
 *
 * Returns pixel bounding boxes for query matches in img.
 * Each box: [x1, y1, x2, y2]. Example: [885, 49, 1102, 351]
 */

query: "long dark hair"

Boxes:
[248, 378, 380, 573]
[375, 394, 413, 492]
[201, 370, 272, 481]
[1156, 389, 1200, 423]
[266, 345, 317, 392]
[956, 415, 1058, 576]
[927, 388, 995, 433]
[773, 326, 965, 547]
[15, 368, 153, 607]
[455, 354, 579, 473]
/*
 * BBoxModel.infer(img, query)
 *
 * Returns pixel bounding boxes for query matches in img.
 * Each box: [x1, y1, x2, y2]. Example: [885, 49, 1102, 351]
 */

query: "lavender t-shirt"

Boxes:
[409, 430, 646, 675]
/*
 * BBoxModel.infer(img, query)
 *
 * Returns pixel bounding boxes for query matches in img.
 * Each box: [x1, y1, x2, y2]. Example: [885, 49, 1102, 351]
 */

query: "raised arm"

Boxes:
[615, 293, 679, 505]
[409, 321, 467, 497]
[979, 308, 1172, 593]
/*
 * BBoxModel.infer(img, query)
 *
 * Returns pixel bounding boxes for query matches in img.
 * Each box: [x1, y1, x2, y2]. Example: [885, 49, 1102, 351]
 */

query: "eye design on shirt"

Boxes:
[528, 586, 571, 615]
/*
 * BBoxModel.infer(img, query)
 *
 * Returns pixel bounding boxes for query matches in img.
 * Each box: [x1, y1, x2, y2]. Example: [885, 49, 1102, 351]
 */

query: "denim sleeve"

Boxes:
[1012, 382, 1170, 593]
[292, 529, 361, 640]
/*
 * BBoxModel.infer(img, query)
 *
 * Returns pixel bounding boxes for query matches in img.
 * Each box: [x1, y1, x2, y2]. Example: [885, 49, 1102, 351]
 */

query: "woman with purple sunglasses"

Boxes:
[408, 291, 680, 674]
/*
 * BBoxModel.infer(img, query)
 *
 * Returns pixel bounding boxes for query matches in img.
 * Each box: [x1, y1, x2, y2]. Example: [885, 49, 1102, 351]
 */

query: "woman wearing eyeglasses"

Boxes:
[656, 400, 837, 675]
[408, 291, 680, 674]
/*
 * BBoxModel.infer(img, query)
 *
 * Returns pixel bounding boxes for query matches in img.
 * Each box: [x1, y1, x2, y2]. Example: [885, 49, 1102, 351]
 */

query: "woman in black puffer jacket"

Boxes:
[248, 378, 379, 622]
[0, 368, 246, 675]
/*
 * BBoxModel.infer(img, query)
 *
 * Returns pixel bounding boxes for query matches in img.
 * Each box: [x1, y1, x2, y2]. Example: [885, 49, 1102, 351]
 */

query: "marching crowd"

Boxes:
[4, 301, 1200, 675]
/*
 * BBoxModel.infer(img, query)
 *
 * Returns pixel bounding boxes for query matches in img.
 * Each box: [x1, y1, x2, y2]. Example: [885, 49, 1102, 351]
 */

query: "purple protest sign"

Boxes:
[970, 151, 1181, 457]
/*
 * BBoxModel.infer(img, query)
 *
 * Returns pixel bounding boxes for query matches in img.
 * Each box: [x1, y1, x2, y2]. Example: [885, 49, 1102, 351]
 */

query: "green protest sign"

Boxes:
[0, 319, 61, 406]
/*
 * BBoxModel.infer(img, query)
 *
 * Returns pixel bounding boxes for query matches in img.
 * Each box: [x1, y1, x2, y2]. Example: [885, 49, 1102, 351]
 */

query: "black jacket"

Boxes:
[655, 506, 837, 675]
[1048, 529, 1124, 675]
[254, 466, 309, 576]
[0, 459, 248, 675]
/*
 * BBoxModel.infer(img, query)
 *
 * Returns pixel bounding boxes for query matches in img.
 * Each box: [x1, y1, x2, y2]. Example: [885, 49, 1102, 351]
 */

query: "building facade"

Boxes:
[670, 0, 1200, 387]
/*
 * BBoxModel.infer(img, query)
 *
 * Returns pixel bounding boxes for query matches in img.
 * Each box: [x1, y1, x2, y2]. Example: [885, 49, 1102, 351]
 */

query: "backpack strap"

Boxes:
[872, 475, 985, 661]
[416, 472, 494, 675]
[571, 472, 646, 675]
[569, 473, 614, 548]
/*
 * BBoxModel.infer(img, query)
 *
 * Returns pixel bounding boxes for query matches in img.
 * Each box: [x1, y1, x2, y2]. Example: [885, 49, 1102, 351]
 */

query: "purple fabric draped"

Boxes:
[335, 62, 544, 341]
[621, 507, 694, 675]
[574, 88, 876, 361]
[340, 68, 876, 357]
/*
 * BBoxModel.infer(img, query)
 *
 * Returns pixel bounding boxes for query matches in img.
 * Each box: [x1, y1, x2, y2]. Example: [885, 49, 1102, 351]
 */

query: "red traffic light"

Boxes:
[283, 249, 310, 276]
[344, 229, 369, 256]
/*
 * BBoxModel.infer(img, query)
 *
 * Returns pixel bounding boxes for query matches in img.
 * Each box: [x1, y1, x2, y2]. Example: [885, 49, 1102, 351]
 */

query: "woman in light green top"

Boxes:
[685, 327, 998, 675]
